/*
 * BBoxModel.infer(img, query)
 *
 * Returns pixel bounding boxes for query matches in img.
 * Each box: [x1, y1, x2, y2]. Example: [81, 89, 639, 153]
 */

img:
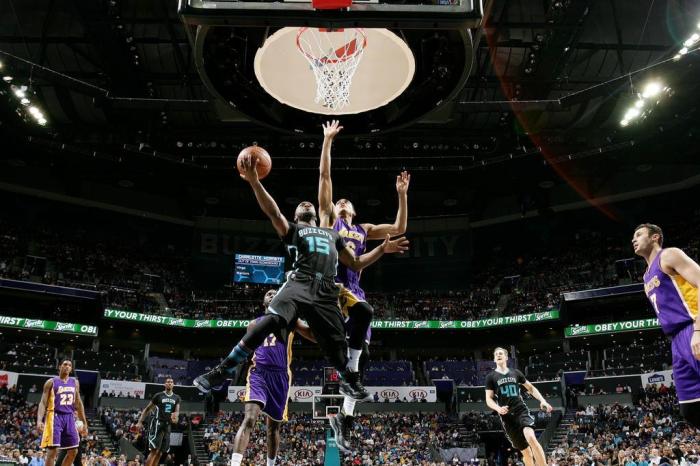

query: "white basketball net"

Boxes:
[296, 28, 367, 111]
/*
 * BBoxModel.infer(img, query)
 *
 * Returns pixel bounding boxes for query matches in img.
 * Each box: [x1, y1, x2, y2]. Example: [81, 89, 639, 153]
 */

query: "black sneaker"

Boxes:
[193, 365, 230, 393]
[330, 412, 351, 453]
[339, 371, 371, 401]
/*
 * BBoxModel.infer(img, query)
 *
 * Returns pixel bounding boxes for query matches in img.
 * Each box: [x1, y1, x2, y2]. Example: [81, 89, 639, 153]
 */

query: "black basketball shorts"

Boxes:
[500, 406, 535, 451]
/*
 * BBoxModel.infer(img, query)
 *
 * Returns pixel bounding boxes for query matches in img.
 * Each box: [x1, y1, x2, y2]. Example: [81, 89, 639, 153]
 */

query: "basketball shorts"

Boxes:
[147, 419, 171, 454]
[245, 366, 290, 422]
[41, 412, 79, 449]
[339, 286, 372, 344]
[671, 323, 700, 403]
[500, 406, 535, 451]
[268, 273, 346, 353]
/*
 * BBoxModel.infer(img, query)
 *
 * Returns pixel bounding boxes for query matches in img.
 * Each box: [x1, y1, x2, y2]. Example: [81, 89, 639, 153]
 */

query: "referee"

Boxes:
[136, 377, 181, 466]
[484, 347, 552, 466]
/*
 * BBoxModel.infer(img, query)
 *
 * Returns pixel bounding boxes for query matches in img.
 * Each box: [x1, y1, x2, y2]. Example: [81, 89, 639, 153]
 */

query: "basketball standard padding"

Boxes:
[237, 146, 272, 180]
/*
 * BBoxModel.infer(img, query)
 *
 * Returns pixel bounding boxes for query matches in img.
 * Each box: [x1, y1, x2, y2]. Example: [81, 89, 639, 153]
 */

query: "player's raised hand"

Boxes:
[540, 401, 553, 413]
[496, 406, 509, 416]
[239, 154, 259, 184]
[691, 331, 700, 361]
[381, 234, 409, 254]
[396, 171, 410, 195]
[322, 120, 343, 139]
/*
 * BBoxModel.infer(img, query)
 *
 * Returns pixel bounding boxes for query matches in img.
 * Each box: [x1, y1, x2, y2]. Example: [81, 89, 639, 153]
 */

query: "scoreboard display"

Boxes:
[234, 254, 285, 285]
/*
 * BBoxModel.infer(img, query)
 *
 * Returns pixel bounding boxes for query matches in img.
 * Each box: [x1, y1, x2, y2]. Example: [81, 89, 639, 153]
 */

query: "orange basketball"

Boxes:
[237, 146, 271, 180]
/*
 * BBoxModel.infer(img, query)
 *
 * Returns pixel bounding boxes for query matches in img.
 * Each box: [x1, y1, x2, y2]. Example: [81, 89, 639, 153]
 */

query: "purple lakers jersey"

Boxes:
[643, 249, 698, 336]
[333, 218, 367, 299]
[252, 318, 294, 370]
[50, 377, 77, 415]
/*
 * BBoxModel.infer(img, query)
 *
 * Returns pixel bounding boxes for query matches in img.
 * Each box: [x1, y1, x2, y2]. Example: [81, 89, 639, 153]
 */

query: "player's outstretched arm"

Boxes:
[318, 120, 342, 228]
[36, 378, 53, 433]
[136, 402, 155, 431]
[661, 247, 700, 359]
[522, 381, 553, 413]
[74, 380, 89, 435]
[363, 171, 410, 240]
[239, 154, 289, 237]
[339, 234, 409, 272]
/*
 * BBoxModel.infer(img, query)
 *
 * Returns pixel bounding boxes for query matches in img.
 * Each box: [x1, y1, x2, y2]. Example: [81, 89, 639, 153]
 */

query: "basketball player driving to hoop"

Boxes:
[317, 120, 410, 452]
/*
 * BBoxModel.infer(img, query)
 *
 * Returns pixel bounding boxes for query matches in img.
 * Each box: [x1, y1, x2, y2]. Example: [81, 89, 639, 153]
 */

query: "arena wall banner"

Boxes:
[100, 379, 146, 399]
[105, 308, 558, 331]
[0, 370, 19, 388]
[640, 370, 674, 388]
[0, 314, 98, 336]
[227, 385, 437, 402]
[565, 318, 660, 337]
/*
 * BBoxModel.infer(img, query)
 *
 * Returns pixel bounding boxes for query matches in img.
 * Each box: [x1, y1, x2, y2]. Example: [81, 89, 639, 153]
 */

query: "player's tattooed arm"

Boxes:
[36, 378, 53, 433]
[661, 247, 700, 359]
[318, 120, 342, 228]
[294, 319, 317, 343]
[74, 379, 89, 435]
[484, 389, 508, 415]
[363, 171, 410, 240]
[522, 381, 553, 413]
[136, 402, 155, 431]
[339, 234, 409, 271]
[240, 154, 289, 237]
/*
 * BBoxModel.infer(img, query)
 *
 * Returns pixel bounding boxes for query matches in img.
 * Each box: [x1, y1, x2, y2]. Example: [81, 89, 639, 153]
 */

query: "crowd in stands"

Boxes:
[4, 206, 700, 324]
[202, 410, 459, 465]
[549, 384, 699, 466]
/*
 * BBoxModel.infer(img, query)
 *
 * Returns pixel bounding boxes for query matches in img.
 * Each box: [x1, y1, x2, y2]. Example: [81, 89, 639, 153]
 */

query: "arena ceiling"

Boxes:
[1, 0, 699, 221]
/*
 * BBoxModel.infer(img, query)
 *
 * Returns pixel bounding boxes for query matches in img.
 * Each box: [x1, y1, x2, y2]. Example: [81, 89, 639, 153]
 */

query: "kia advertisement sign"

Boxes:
[227, 385, 436, 402]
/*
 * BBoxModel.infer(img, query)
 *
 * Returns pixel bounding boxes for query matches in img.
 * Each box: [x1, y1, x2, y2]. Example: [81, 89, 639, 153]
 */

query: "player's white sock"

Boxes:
[346, 348, 362, 372]
[343, 396, 356, 416]
[266, 457, 276, 466]
[230, 453, 243, 466]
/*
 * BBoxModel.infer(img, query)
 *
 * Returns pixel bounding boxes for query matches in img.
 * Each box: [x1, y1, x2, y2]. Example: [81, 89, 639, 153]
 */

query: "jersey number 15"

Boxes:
[305, 237, 330, 255]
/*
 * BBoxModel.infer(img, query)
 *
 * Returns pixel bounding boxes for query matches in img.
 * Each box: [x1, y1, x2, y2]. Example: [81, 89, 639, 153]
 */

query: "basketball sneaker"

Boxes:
[193, 365, 230, 393]
[330, 412, 352, 453]
[339, 370, 371, 401]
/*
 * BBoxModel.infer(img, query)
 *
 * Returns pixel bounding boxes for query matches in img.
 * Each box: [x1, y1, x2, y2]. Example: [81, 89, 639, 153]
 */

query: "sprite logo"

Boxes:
[169, 318, 185, 326]
[24, 319, 45, 329]
[570, 326, 590, 336]
[440, 321, 455, 329]
[195, 321, 210, 328]
[56, 323, 76, 332]
[413, 321, 429, 329]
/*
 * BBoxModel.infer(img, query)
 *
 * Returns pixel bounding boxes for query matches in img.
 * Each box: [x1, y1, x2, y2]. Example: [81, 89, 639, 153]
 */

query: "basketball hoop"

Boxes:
[296, 27, 367, 111]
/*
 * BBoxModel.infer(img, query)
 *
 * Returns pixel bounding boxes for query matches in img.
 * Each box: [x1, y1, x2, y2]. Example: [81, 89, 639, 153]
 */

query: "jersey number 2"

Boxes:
[305, 237, 330, 255]
[500, 385, 518, 397]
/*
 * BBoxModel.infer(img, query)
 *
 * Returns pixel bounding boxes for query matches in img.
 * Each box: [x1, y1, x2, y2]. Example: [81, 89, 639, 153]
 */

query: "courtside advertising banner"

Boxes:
[227, 385, 436, 402]
[640, 370, 674, 388]
[100, 379, 147, 399]
[0, 370, 19, 388]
